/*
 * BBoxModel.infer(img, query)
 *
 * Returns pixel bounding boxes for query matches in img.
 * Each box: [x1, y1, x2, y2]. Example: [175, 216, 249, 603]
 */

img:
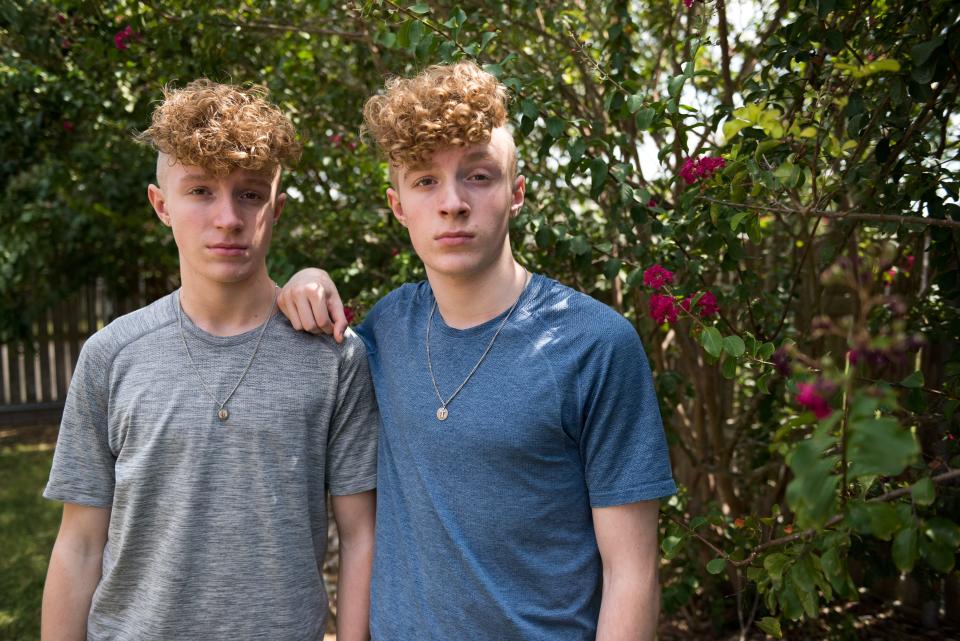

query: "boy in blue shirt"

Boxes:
[280, 61, 676, 640]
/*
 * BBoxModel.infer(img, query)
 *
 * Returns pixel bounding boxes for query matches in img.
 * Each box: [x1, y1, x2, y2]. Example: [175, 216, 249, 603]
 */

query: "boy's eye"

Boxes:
[412, 177, 436, 187]
[467, 173, 491, 182]
[239, 191, 264, 201]
[188, 187, 210, 196]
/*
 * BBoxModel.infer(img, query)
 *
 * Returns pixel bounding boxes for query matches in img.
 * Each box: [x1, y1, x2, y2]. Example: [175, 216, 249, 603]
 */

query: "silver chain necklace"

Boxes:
[426, 271, 531, 422]
[176, 286, 278, 422]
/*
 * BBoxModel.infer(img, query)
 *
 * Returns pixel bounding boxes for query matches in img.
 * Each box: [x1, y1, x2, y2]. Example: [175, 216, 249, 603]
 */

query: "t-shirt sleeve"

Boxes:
[578, 317, 677, 507]
[325, 328, 379, 495]
[44, 333, 117, 507]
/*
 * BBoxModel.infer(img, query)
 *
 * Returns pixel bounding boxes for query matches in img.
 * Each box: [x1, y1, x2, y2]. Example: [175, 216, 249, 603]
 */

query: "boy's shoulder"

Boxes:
[80, 293, 178, 364]
[528, 275, 638, 345]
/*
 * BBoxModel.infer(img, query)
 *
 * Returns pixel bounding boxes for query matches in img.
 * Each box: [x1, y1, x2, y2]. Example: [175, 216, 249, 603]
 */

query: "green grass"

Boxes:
[0, 444, 59, 641]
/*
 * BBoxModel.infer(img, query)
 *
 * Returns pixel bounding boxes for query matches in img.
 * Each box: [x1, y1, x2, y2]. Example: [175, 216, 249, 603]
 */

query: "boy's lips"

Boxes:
[435, 231, 474, 246]
[208, 243, 247, 256]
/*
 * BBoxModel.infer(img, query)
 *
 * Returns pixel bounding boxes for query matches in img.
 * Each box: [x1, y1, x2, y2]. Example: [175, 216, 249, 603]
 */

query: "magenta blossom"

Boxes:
[679, 156, 726, 185]
[683, 0, 698, 7]
[114, 25, 139, 50]
[795, 381, 835, 419]
[680, 290, 719, 318]
[643, 265, 674, 290]
[649, 294, 679, 325]
[696, 291, 719, 317]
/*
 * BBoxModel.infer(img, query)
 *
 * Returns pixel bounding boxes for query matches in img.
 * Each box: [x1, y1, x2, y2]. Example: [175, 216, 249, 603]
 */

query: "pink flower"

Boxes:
[329, 133, 343, 146]
[683, 0, 697, 7]
[114, 25, 139, 50]
[649, 293, 678, 325]
[647, 198, 657, 208]
[680, 291, 719, 318]
[696, 291, 718, 317]
[795, 381, 835, 419]
[343, 305, 356, 324]
[57, 13, 67, 24]
[679, 155, 726, 185]
[62, 120, 74, 133]
[643, 265, 674, 290]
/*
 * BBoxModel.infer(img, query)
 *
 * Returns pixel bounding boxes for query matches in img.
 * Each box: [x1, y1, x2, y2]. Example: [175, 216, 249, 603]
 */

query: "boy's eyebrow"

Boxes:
[462, 150, 498, 163]
[403, 149, 499, 175]
[179, 172, 214, 183]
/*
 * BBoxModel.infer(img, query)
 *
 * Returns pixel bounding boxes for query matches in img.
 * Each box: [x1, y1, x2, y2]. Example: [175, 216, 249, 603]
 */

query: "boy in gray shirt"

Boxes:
[41, 80, 378, 641]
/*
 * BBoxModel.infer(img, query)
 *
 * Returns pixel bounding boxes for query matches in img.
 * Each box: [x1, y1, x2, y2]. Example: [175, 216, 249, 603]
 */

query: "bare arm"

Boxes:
[277, 268, 348, 342]
[331, 490, 376, 641]
[41, 503, 110, 641]
[594, 500, 662, 641]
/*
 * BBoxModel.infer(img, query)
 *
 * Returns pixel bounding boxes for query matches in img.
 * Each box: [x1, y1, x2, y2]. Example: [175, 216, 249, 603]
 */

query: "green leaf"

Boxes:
[919, 534, 956, 573]
[729, 211, 750, 231]
[521, 99, 539, 121]
[569, 235, 591, 256]
[723, 118, 751, 141]
[723, 335, 746, 357]
[758, 342, 776, 360]
[408, 2, 431, 14]
[912, 37, 944, 68]
[626, 94, 644, 113]
[721, 355, 737, 379]
[861, 59, 901, 75]
[480, 31, 496, 50]
[545, 117, 565, 138]
[668, 74, 685, 99]
[763, 552, 791, 585]
[757, 617, 782, 638]
[912, 477, 935, 506]
[589, 158, 608, 198]
[568, 138, 586, 164]
[701, 327, 723, 358]
[706, 558, 726, 574]
[847, 417, 919, 478]
[846, 501, 900, 541]
[689, 516, 708, 530]
[661, 534, 683, 558]
[900, 371, 924, 388]
[635, 107, 656, 130]
[892, 526, 918, 572]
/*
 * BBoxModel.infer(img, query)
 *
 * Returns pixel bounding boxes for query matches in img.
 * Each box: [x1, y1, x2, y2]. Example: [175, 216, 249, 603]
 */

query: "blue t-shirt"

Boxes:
[357, 274, 676, 640]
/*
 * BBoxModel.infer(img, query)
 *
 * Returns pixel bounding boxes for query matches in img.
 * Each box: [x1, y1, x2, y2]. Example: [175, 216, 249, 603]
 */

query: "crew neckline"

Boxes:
[172, 290, 280, 347]
[428, 273, 541, 340]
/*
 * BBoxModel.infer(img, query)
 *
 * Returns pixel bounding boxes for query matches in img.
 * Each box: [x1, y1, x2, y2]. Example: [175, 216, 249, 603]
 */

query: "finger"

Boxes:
[277, 289, 303, 331]
[305, 287, 335, 337]
[297, 294, 331, 336]
[327, 290, 348, 344]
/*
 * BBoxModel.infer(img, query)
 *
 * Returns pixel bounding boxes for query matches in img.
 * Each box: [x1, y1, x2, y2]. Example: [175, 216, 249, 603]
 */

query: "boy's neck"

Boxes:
[178, 271, 277, 336]
[428, 256, 528, 330]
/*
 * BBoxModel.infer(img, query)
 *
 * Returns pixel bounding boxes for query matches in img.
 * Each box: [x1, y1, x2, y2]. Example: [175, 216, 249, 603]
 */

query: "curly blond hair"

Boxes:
[136, 79, 301, 177]
[363, 61, 509, 169]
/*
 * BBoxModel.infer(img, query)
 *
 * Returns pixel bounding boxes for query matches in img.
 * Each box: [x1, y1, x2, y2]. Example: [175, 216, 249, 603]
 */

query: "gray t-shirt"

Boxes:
[44, 291, 378, 641]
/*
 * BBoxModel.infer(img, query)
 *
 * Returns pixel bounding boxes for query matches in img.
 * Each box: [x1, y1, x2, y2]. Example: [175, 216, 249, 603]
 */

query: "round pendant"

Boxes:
[217, 407, 229, 421]
[436, 407, 448, 421]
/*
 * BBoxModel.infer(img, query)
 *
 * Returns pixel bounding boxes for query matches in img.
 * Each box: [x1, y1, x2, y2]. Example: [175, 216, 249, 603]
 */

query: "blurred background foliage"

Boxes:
[2, 0, 960, 638]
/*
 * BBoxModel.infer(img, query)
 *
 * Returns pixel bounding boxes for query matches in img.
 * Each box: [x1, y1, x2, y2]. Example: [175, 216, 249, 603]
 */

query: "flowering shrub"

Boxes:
[3, 1, 959, 638]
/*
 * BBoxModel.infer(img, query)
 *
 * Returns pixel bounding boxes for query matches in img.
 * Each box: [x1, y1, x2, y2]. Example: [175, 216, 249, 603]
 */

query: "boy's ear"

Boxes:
[273, 192, 287, 222]
[509, 175, 526, 218]
[386, 188, 407, 227]
[147, 184, 171, 226]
